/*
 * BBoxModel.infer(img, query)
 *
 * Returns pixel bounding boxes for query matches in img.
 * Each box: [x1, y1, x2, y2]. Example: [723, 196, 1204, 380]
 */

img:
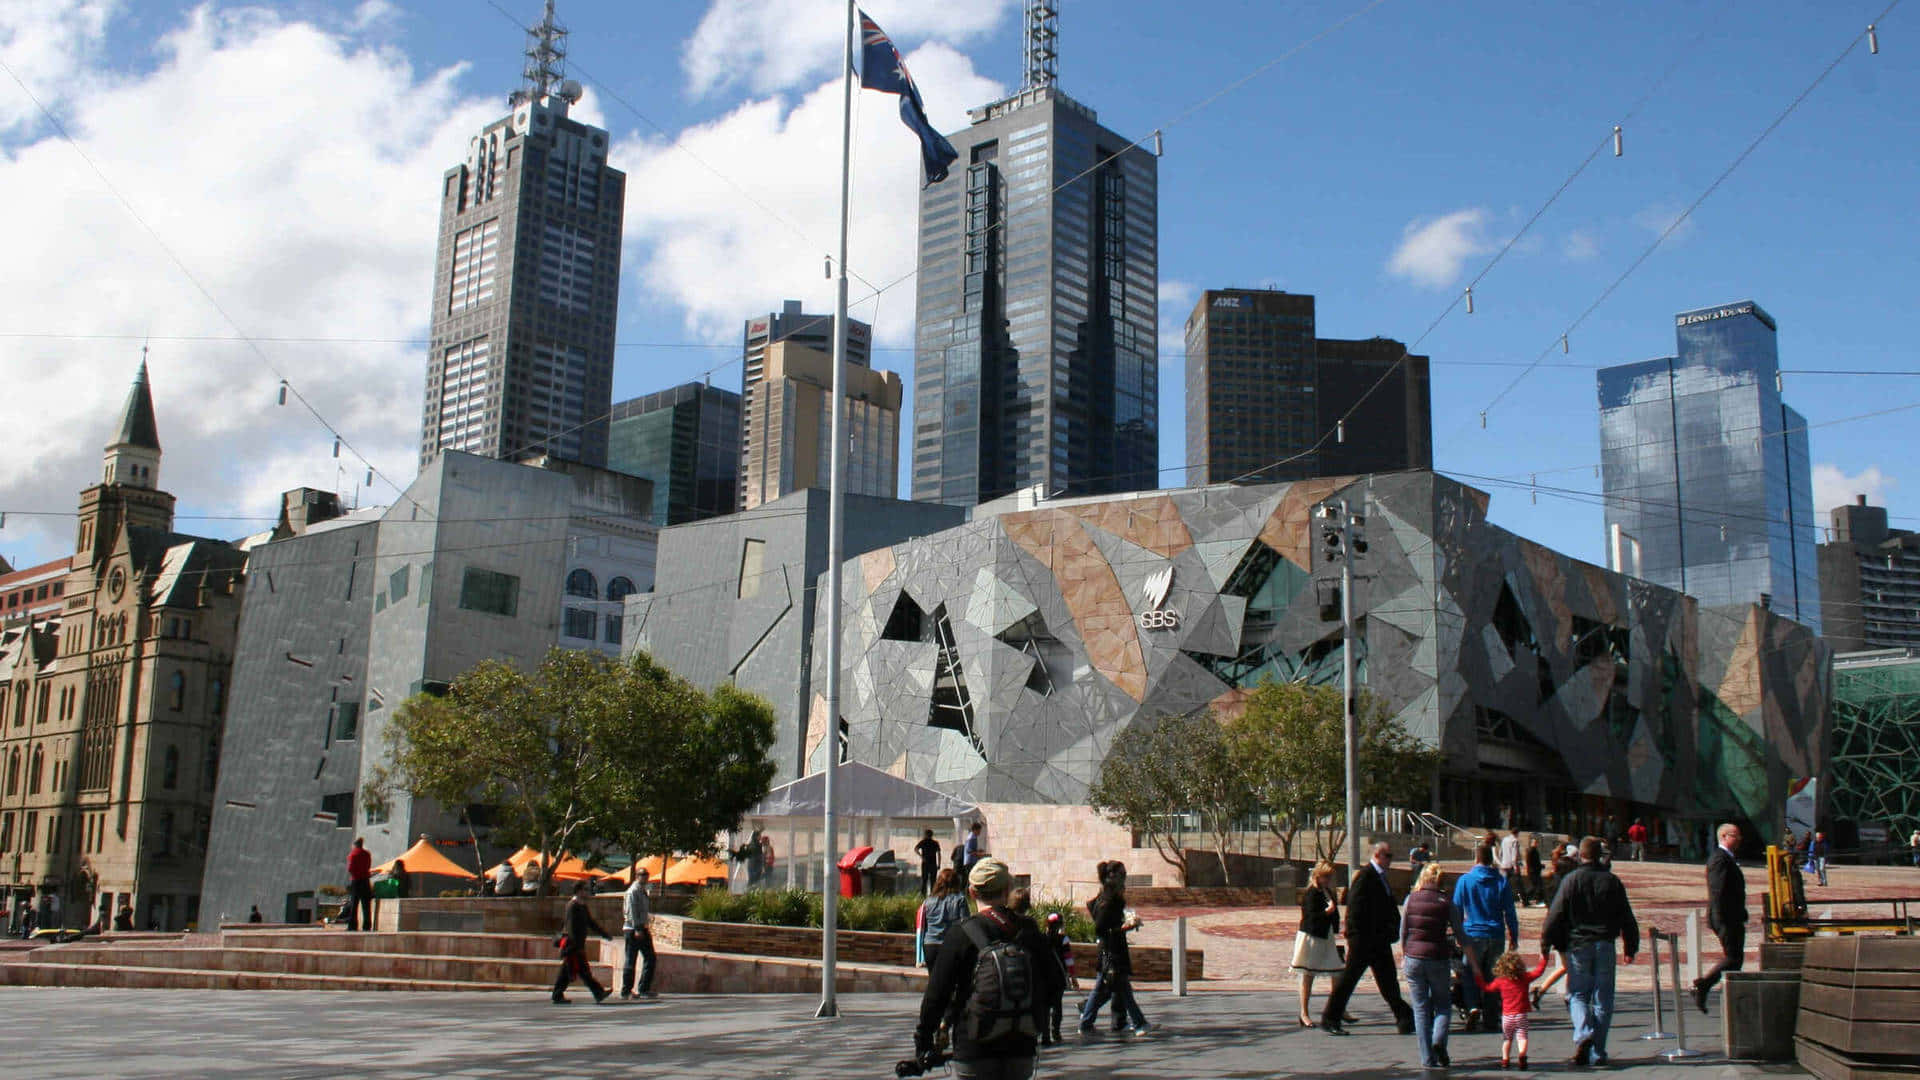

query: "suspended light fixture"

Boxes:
[278, 380, 288, 406]
[1336, 418, 1346, 443]
[1530, 473, 1537, 504]
[332, 438, 341, 458]
[1776, 371, 1784, 392]
[1561, 334, 1569, 355]
[1868, 23, 1878, 54]
[1464, 286, 1474, 314]
[1152, 129, 1164, 157]
[823, 255, 831, 279]
[1613, 125, 1623, 157]
[365, 468, 374, 487]
[1479, 411, 1487, 429]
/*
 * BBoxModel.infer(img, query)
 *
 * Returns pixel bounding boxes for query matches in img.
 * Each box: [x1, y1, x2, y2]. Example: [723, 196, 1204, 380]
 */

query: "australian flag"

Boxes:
[856, 11, 959, 185]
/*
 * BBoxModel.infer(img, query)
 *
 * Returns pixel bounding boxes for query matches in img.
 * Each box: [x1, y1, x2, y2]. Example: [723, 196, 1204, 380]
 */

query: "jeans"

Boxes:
[1403, 956, 1451, 1067]
[1459, 935, 1506, 1027]
[1565, 941, 1617, 1061]
[622, 926, 655, 995]
[952, 1057, 1035, 1080]
[1811, 857, 1828, 886]
[1079, 968, 1146, 1030]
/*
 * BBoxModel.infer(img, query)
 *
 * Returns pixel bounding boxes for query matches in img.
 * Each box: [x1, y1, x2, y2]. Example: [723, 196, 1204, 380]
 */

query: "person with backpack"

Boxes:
[910, 857, 1059, 1080]
[1079, 860, 1149, 1036]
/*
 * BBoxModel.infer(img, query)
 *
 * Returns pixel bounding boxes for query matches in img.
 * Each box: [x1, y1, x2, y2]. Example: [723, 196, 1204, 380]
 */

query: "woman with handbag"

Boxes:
[1293, 860, 1347, 1027]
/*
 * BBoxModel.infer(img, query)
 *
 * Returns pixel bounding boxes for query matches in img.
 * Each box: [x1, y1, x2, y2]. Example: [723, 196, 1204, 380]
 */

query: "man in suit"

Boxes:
[1693, 822, 1747, 1013]
[1321, 841, 1415, 1036]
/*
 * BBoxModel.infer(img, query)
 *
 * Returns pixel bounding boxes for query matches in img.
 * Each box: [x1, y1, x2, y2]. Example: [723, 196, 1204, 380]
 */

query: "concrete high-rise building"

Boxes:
[1183, 289, 1431, 485]
[1598, 300, 1820, 629]
[1819, 495, 1920, 652]
[741, 342, 901, 510]
[0, 362, 246, 932]
[418, 3, 624, 469]
[740, 302, 870, 506]
[910, 8, 1157, 505]
[607, 382, 742, 525]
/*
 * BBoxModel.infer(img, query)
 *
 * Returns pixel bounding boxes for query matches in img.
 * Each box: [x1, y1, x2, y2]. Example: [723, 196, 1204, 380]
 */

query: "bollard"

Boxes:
[1683, 910, 1702, 987]
[1660, 926, 1709, 1060]
[1640, 929, 1675, 1040]
[1172, 916, 1188, 997]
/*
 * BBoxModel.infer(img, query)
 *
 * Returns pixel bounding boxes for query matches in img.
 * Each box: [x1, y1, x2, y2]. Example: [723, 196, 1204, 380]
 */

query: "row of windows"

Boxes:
[2, 579, 62, 611]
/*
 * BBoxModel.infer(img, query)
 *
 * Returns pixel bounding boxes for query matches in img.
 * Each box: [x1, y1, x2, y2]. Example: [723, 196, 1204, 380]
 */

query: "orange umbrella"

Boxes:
[373, 837, 478, 879]
[662, 855, 729, 886]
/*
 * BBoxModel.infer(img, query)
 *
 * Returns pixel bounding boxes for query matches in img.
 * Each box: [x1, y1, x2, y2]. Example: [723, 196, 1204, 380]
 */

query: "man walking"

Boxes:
[1322, 842, 1416, 1036]
[1495, 830, 1522, 898]
[915, 828, 943, 896]
[1626, 819, 1649, 861]
[1692, 822, 1747, 1013]
[962, 821, 985, 876]
[1454, 844, 1519, 1033]
[345, 837, 373, 932]
[552, 881, 612, 1004]
[911, 857, 1060, 1080]
[620, 869, 656, 1000]
[1809, 831, 1830, 887]
[1524, 836, 1545, 907]
[1541, 836, 1639, 1067]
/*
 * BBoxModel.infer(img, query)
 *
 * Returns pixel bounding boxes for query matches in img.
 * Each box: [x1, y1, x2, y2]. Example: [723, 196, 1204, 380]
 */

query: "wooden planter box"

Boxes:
[1795, 936, 1920, 1079]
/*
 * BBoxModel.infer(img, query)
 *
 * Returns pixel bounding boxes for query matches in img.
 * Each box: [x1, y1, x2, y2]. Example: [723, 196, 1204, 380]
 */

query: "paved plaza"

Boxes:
[0, 986, 1802, 1079]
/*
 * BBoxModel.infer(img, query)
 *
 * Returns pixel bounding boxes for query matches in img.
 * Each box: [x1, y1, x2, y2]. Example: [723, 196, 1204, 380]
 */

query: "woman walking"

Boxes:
[915, 868, 968, 968]
[1402, 862, 1474, 1069]
[1080, 860, 1149, 1035]
[1292, 860, 1347, 1026]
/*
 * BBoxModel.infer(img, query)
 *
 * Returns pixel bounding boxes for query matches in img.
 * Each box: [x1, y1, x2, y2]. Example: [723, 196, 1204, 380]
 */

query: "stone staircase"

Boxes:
[0, 927, 607, 992]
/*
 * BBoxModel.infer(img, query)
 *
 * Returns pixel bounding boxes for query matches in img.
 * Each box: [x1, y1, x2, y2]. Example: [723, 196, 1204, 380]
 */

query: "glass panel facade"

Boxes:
[1596, 301, 1819, 629]
[607, 382, 742, 525]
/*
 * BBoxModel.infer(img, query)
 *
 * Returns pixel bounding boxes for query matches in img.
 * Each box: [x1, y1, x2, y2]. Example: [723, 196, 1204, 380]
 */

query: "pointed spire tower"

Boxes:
[78, 354, 176, 560]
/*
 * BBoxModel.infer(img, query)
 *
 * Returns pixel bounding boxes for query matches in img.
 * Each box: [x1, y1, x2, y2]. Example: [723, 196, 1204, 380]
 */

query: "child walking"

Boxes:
[1475, 950, 1552, 1069]
[1042, 911, 1076, 1044]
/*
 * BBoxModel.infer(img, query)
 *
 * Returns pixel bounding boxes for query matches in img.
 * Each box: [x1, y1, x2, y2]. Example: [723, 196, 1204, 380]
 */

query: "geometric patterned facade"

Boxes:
[805, 471, 1829, 843]
[1829, 649, 1920, 841]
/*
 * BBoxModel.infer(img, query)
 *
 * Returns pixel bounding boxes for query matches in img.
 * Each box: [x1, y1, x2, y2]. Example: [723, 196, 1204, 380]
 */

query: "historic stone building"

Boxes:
[0, 363, 245, 931]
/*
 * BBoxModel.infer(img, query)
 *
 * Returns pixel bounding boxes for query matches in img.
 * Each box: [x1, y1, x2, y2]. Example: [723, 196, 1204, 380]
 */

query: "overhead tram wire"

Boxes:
[1470, 4, 1902, 426]
[0, 55, 434, 524]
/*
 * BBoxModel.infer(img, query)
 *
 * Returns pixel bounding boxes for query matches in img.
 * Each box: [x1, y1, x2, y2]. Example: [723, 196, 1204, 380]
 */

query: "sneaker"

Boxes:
[641, 990, 659, 1000]
[1077, 1021, 1096, 1035]
[1518, 1053, 1528, 1070]
[1132, 1024, 1153, 1038]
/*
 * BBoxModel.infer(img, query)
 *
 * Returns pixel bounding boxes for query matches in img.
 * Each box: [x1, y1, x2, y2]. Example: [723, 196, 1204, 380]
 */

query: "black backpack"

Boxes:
[959, 914, 1040, 1044]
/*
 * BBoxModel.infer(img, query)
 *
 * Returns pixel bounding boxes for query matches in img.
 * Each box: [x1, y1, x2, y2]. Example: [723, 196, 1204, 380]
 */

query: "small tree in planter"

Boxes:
[1088, 710, 1254, 885]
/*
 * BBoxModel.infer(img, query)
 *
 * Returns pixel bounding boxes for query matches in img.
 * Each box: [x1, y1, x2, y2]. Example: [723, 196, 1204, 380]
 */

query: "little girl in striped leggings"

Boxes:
[1475, 950, 1552, 1069]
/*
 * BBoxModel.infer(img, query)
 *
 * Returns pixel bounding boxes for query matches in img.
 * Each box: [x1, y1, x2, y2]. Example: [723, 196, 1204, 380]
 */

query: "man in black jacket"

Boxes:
[1540, 836, 1639, 1066]
[913, 857, 1061, 1080]
[551, 881, 612, 1004]
[1692, 822, 1747, 1013]
[1321, 841, 1415, 1036]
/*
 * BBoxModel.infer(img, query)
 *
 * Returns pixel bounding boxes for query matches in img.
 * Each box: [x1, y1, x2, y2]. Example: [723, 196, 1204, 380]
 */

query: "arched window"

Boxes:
[168, 671, 185, 711]
[565, 568, 597, 598]
[162, 745, 179, 790]
[5, 748, 17, 795]
[605, 576, 636, 603]
[28, 745, 44, 795]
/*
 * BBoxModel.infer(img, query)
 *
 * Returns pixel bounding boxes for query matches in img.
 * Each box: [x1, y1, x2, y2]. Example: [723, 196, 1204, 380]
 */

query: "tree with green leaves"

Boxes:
[1087, 710, 1256, 886]
[367, 648, 775, 896]
[1225, 680, 1440, 862]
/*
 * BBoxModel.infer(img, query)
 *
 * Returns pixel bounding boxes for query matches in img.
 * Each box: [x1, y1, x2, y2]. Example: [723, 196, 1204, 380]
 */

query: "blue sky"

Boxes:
[0, 0, 1913, 574]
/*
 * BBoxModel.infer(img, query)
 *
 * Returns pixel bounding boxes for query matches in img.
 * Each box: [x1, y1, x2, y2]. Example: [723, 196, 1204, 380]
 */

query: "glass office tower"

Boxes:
[1597, 301, 1820, 629]
[606, 383, 741, 525]
[911, 84, 1158, 505]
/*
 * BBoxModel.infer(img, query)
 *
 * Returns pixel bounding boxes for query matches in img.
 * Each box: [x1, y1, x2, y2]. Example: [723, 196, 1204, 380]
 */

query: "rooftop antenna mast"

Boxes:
[1024, 0, 1058, 90]
[521, 0, 568, 101]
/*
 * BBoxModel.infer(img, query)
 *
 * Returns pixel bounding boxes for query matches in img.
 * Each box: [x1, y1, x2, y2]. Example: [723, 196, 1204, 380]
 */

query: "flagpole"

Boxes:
[816, 0, 856, 1022]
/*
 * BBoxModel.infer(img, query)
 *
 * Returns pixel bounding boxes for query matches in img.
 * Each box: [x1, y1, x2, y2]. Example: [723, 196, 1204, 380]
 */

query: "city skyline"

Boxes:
[0, 1, 1914, 586]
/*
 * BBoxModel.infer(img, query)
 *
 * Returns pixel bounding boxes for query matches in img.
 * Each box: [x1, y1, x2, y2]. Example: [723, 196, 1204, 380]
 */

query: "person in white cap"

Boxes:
[910, 857, 1060, 1079]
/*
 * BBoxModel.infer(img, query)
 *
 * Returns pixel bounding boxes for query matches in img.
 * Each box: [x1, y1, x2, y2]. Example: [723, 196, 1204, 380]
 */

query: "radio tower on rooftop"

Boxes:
[521, 0, 568, 102]
[1024, 0, 1058, 89]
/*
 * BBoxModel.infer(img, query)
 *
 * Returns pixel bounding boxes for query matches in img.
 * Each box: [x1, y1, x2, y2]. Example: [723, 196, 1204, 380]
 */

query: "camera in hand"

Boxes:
[894, 1049, 950, 1077]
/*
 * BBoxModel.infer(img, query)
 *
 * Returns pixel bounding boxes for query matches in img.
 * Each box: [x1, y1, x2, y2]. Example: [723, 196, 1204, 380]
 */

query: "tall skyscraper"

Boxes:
[1183, 288, 1430, 485]
[606, 382, 742, 525]
[741, 342, 901, 509]
[740, 301, 870, 505]
[911, 2, 1157, 505]
[419, 2, 624, 469]
[1597, 300, 1820, 629]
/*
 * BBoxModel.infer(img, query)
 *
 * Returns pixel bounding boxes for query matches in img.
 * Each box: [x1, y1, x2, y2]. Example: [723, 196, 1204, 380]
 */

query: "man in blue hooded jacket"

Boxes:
[1452, 843, 1519, 1032]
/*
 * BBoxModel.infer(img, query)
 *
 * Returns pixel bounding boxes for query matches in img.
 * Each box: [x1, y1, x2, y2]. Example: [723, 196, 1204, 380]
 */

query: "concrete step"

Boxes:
[219, 929, 557, 961]
[14, 945, 602, 987]
[0, 962, 540, 992]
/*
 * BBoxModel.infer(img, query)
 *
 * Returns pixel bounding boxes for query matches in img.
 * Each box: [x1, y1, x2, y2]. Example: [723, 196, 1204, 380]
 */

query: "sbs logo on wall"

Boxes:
[1138, 565, 1179, 631]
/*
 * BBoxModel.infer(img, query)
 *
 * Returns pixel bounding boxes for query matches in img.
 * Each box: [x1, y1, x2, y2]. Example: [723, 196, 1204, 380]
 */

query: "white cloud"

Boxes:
[682, 0, 1017, 97]
[614, 42, 1002, 347]
[1562, 229, 1599, 261]
[1632, 202, 1696, 243]
[0, 0, 115, 135]
[1387, 208, 1492, 289]
[1813, 464, 1896, 516]
[0, 5, 497, 568]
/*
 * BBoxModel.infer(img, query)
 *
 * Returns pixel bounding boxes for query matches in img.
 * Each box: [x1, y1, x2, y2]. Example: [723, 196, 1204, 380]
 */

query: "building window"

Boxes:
[0, 812, 11, 852]
[605, 576, 636, 603]
[155, 811, 173, 856]
[563, 608, 597, 640]
[168, 671, 185, 711]
[319, 792, 353, 825]
[335, 702, 360, 742]
[162, 745, 179, 790]
[458, 567, 519, 617]
[210, 678, 225, 716]
[28, 745, 43, 795]
[4, 748, 15, 795]
[565, 568, 597, 598]
[604, 613, 622, 646]
[389, 565, 410, 602]
[203, 740, 219, 792]
[23, 811, 37, 852]
[738, 539, 767, 600]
